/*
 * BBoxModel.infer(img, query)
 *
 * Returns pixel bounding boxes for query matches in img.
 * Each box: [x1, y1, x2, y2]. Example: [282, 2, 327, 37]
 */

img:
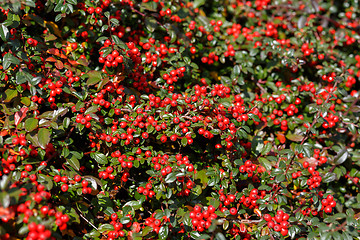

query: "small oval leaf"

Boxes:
[25, 118, 38, 132]
[38, 128, 51, 149]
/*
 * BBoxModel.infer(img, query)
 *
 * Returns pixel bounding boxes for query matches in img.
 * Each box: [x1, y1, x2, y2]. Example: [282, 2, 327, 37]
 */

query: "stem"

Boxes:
[343, 94, 360, 117]
[79, 213, 98, 230]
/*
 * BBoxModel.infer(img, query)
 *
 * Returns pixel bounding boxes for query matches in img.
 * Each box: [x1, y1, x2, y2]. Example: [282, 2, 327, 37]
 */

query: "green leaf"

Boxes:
[165, 172, 177, 183]
[145, 17, 157, 32]
[332, 148, 348, 165]
[38, 128, 51, 149]
[196, 234, 211, 240]
[67, 156, 80, 171]
[323, 172, 337, 183]
[84, 175, 102, 189]
[0, 24, 9, 41]
[124, 200, 141, 209]
[3, 89, 18, 102]
[29, 76, 42, 86]
[259, 157, 272, 171]
[21, 97, 31, 106]
[158, 226, 169, 240]
[288, 225, 300, 239]
[196, 169, 209, 188]
[223, 220, 229, 230]
[3, 53, 20, 70]
[26, 132, 40, 148]
[286, 133, 304, 142]
[16, 71, 31, 84]
[37, 174, 53, 190]
[181, 137, 187, 147]
[86, 70, 102, 85]
[91, 152, 108, 164]
[261, 143, 272, 155]
[85, 229, 100, 238]
[109, 18, 119, 27]
[190, 231, 201, 239]
[98, 224, 114, 233]
[0, 175, 10, 190]
[25, 118, 38, 132]
[210, 129, 221, 135]
[45, 33, 57, 42]
[347, 123, 357, 134]
[193, 0, 206, 8]
[18, 225, 28, 235]
[215, 232, 226, 240]
[111, 35, 127, 49]
[252, 139, 264, 156]
[298, 15, 307, 29]
[231, 65, 241, 79]
[84, 105, 98, 115]
[142, 226, 153, 236]
[140, 1, 157, 11]
[63, 117, 70, 129]
[0, 193, 10, 208]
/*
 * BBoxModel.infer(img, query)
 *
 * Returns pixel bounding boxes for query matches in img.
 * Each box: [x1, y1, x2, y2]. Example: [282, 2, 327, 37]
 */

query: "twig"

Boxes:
[256, 82, 266, 95]
[79, 213, 98, 230]
[343, 94, 360, 117]
[331, 220, 347, 232]
[65, 126, 75, 141]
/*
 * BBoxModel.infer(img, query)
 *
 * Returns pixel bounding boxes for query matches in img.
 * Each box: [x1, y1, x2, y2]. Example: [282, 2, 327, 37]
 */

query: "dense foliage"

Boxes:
[1, 0, 360, 239]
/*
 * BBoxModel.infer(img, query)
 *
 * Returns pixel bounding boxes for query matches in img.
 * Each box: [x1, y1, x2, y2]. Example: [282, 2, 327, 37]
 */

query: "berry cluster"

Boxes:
[107, 214, 127, 239]
[320, 112, 339, 129]
[210, 84, 231, 99]
[229, 223, 251, 239]
[98, 166, 115, 180]
[137, 181, 156, 199]
[201, 51, 219, 65]
[218, 190, 236, 209]
[98, 48, 123, 68]
[263, 210, 290, 236]
[301, 42, 314, 57]
[149, 154, 173, 176]
[54, 212, 70, 231]
[27, 222, 51, 240]
[239, 188, 264, 209]
[11, 133, 27, 146]
[75, 114, 92, 128]
[26, 38, 38, 47]
[321, 72, 337, 83]
[53, 174, 91, 194]
[302, 161, 322, 189]
[321, 195, 337, 214]
[143, 214, 170, 234]
[190, 205, 218, 232]
[162, 67, 186, 87]
[239, 160, 257, 177]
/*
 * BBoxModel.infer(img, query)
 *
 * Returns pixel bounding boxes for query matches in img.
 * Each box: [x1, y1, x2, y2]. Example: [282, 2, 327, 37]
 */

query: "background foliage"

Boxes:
[1, 0, 360, 239]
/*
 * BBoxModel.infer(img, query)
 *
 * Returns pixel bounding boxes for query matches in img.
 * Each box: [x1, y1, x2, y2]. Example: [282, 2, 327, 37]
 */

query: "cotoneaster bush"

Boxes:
[0, 0, 360, 239]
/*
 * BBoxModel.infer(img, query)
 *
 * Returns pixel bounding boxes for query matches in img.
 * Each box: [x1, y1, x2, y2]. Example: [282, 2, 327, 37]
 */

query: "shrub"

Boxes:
[0, 0, 360, 239]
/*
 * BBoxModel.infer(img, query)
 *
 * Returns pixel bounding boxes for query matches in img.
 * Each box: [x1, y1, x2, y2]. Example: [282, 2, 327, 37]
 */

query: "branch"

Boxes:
[79, 213, 98, 231]
[343, 94, 360, 117]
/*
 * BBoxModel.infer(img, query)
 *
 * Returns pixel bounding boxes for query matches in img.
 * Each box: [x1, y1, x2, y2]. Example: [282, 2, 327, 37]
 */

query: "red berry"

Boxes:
[229, 207, 237, 215]
[264, 214, 272, 221]
[61, 184, 69, 192]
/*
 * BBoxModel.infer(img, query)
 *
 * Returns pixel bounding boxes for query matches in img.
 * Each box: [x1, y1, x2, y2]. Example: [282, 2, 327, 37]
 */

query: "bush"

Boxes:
[0, 0, 360, 239]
